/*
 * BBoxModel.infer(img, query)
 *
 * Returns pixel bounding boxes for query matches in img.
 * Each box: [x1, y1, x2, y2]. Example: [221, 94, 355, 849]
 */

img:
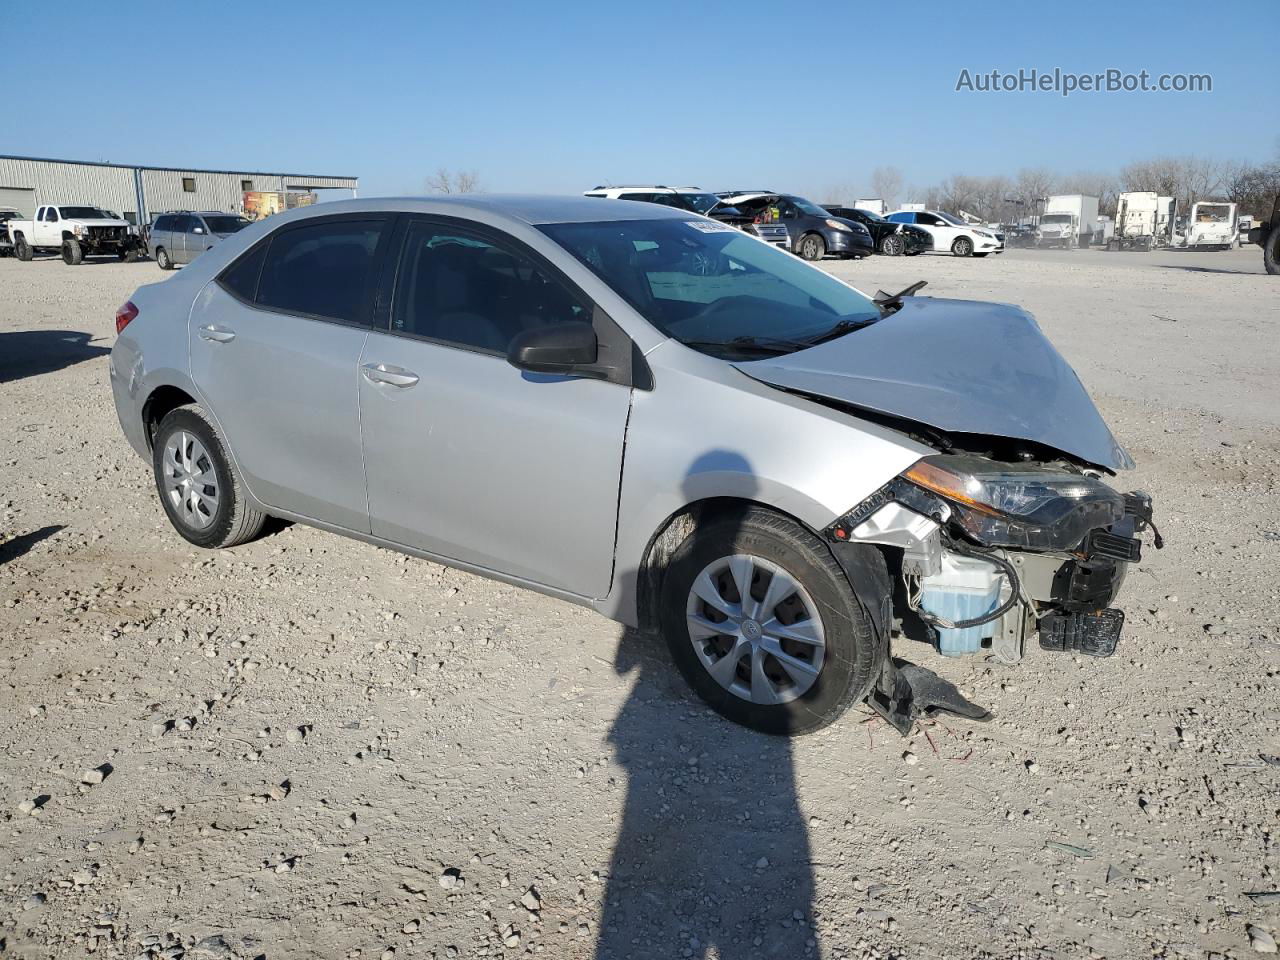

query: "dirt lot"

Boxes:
[2, 245, 1278, 960]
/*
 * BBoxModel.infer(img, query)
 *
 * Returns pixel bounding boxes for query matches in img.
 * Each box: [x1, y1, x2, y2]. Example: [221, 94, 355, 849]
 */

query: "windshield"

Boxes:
[789, 197, 830, 217]
[58, 206, 111, 219]
[1041, 214, 1072, 224]
[1196, 205, 1231, 222]
[204, 215, 251, 234]
[679, 193, 725, 215]
[935, 211, 968, 226]
[541, 219, 880, 357]
[853, 208, 887, 222]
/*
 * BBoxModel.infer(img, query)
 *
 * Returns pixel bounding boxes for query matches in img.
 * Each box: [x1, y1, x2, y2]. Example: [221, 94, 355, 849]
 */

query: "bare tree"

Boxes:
[1014, 167, 1055, 207]
[870, 166, 903, 209]
[1221, 160, 1280, 216]
[424, 167, 482, 194]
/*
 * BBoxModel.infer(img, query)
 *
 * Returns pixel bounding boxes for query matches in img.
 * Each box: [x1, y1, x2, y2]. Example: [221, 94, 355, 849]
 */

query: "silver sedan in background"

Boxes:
[110, 196, 1156, 735]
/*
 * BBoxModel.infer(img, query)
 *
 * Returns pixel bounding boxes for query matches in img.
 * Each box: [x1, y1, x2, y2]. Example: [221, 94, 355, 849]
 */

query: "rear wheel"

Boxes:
[156, 246, 173, 270]
[798, 233, 826, 261]
[658, 507, 887, 735]
[152, 405, 266, 549]
[14, 237, 32, 261]
[880, 233, 905, 256]
[951, 236, 973, 257]
[62, 239, 84, 265]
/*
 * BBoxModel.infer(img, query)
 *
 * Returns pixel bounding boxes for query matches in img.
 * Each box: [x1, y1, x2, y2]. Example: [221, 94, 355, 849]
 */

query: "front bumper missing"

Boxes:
[830, 483, 1159, 665]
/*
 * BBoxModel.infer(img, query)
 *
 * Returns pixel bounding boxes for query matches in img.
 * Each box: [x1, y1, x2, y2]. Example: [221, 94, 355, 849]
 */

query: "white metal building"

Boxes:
[0, 155, 358, 224]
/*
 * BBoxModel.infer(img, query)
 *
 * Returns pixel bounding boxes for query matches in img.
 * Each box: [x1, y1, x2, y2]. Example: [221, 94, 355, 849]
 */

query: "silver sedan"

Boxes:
[110, 196, 1155, 735]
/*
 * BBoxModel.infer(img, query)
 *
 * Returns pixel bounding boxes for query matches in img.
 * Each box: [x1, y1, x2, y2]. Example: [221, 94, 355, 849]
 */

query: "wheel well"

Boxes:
[62, 231, 74, 242]
[635, 497, 815, 632]
[141, 385, 197, 448]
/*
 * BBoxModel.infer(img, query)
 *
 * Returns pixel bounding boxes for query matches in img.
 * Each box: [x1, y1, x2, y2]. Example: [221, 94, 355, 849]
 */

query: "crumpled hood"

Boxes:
[733, 297, 1133, 471]
[69, 218, 129, 228]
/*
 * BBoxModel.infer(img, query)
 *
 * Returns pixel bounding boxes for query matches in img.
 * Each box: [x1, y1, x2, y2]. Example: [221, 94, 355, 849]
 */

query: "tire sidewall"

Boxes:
[658, 510, 881, 735]
[799, 234, 825, 261]
[157, 247, 172, 269]
[1265, 226, 1280, 276]
[953, 237, 973, 257]
[881, 234, 902, 256]
[152, 408, 239, 548]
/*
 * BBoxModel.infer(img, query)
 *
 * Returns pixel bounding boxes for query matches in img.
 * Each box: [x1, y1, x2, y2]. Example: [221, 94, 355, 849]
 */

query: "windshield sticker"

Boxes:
[684, 220, 737, 233]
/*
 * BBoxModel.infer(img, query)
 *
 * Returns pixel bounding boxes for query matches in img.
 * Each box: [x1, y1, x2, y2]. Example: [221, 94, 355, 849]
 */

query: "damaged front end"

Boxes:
[824, 453, 1161, 731]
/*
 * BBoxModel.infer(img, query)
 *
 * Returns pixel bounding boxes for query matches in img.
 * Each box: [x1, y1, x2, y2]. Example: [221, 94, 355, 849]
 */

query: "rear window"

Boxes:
[255, 219, 383, 324]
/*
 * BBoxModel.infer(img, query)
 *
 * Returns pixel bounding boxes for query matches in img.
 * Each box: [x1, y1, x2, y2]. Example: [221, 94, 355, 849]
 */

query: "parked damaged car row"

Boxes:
[582, 186, 998, 260]
[111, 195, 1158, 738]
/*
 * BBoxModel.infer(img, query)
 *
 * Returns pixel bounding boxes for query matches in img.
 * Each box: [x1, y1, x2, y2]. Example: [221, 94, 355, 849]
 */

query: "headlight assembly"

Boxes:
[901, 454, 1125, 551]
[825, 219, 852, 232]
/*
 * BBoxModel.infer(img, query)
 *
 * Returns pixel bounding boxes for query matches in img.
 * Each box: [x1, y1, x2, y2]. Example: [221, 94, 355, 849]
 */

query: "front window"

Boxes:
[935, 211, 967, 226]
[788, 197, 830, 217]
[57, 206, 108, 219]
[541, 218, 880, 358]
[203, 215, 250, 234]
[677, 193, 724, 215]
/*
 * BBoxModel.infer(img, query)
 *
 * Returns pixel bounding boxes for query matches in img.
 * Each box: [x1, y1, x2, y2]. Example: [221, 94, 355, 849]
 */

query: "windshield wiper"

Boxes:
[873, 279, 928, 314]
[804, 316, 881, 345]
[682, 334, 813, 356]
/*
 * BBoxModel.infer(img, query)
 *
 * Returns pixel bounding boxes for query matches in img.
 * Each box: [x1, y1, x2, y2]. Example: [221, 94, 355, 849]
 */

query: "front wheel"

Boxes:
[798, 233, 826, 261]
[62, 239, 84, 265]
[1264, 225, 1280, 276]
[659, 507, 887, 735]
[951, 236, 973, 257]
[880, 233, 905, 256]
[152, 405, 267, 549]
[123, 247, 142, 263]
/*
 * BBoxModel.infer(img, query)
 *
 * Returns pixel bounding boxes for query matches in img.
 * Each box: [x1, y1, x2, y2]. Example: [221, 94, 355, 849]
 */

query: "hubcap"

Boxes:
[162, 431, 219, 529]
[685, 554, 826, 705]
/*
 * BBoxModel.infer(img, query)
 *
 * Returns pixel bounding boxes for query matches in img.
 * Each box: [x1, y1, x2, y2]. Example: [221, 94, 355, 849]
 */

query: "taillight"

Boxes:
[115, 300, 138, 334]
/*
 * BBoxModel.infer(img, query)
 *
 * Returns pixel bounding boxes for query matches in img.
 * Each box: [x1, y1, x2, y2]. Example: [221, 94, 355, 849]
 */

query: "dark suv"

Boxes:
[825, 206, 931, 257]
[718, 192, 874, 260]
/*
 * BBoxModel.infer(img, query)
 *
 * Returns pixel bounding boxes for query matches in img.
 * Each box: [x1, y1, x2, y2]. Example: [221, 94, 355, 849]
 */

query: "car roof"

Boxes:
[259, 194, 696, 227]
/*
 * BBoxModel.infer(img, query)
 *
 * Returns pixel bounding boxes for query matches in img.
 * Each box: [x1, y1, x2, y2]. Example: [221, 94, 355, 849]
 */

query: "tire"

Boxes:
[951, 236, 973, 257]
[62, 239, 84, 265]
[124, 247, 142, 263]
[658, 506, 887, 736]
[798, 233, 826, 261]
[156, 247, 173, 270]
[151, 405, 267, 549]
[14, 237, 32, 261]
[879, 233, 905, 256]
[1265, 225, 1280, 276]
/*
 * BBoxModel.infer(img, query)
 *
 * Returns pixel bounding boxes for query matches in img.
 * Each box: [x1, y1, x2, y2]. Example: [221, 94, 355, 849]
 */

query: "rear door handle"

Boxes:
[198, 325, 235, 343]
[361, 362, 419, 387]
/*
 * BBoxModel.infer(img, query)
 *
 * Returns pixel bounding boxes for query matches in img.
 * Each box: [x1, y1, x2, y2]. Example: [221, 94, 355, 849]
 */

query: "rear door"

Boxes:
[189, 214, 392, 531]
[357, 217, 631, 597]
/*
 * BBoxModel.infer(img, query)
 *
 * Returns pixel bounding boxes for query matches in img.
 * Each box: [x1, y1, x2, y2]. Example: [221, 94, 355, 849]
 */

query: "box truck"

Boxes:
[1036, 195, 1100, 248]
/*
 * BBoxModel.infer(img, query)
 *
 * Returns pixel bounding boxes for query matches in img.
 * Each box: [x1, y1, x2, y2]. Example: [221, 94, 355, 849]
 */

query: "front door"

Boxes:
[189, 214, 391, 531]
[358, 219, 631, 598]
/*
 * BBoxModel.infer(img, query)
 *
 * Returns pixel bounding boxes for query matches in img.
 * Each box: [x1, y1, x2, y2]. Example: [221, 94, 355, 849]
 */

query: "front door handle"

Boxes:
[198, 325, 236, 343]
[361, 362, 420, 388]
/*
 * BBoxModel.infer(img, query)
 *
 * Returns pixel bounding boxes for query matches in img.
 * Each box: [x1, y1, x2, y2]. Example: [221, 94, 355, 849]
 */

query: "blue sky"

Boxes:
[3, 0, 1271, 199]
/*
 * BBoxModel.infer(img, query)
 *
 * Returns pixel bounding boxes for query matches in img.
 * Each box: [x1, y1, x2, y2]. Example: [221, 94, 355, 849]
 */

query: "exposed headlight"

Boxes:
[901, 454, 1125, 551]
[825, 219, 852, 232]
[73, 224, 87, 237]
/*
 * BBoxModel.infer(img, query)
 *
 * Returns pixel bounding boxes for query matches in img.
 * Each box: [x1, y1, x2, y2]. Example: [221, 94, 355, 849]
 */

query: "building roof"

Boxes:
[0, 154, 357, 182]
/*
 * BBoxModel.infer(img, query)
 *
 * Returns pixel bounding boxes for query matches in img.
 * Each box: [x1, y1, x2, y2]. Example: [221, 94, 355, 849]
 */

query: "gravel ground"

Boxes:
[1, 245, 1278, 960]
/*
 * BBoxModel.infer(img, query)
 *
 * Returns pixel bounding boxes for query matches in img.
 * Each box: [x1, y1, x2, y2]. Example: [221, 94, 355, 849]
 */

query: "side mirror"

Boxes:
[507, 321, 597, 374]
[193, 226, 205, 235]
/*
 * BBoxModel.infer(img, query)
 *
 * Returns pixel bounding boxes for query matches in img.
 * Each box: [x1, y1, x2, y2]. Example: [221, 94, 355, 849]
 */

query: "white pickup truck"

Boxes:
[6, 204, 145, 264]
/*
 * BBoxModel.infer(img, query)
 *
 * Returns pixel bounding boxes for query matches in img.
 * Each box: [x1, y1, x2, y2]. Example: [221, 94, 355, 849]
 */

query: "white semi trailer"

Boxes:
[1036, 195, 1100, 248]
[1107, 192, 1177, 251]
